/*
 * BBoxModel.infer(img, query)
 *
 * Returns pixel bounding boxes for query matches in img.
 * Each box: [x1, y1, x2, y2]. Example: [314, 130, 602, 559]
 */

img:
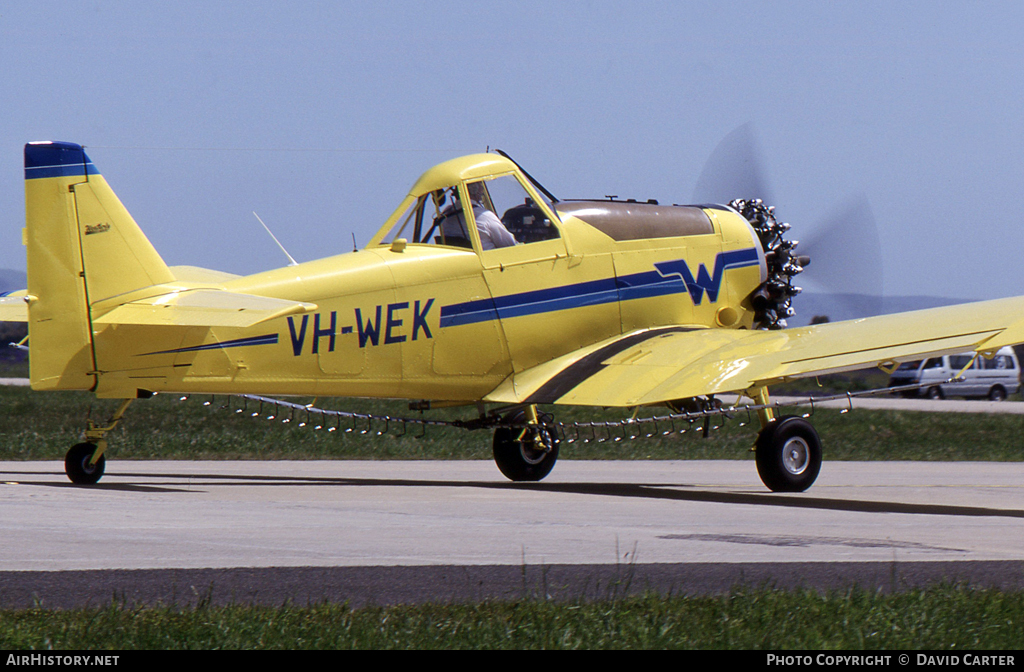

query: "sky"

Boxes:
[3, 1, 1024, 303]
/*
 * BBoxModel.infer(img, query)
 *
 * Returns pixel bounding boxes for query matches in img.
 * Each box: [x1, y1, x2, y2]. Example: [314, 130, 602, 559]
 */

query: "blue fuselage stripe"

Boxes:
[616, 271, 685, 302]
[439, 249, 760, 328]
[142, 334, 279, 356]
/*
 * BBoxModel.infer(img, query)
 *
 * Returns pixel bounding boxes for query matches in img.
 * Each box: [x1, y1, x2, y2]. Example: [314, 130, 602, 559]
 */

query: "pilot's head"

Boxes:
[466, 181, 486, 203]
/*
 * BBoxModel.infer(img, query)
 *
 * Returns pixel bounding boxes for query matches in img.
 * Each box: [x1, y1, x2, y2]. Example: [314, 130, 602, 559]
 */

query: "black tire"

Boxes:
[755, 416, 822, 492]
[988, 386, 1007, 401]
[65, 442, 105, 485]
[926, 386, 944, 400]
[492, 412, 559, 482]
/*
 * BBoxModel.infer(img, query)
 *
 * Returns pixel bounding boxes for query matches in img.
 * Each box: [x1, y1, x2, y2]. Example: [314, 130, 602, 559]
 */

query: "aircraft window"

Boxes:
[380, 176, 561, 251]
[381, 191, 474, 248]
[475, 175, 561, 245]
[380, 198, 421, 244]
[433, 187, 475, 248]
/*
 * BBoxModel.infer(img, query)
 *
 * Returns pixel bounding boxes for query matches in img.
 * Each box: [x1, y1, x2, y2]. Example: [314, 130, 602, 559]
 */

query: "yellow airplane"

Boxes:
[3, 140, 1024, 491]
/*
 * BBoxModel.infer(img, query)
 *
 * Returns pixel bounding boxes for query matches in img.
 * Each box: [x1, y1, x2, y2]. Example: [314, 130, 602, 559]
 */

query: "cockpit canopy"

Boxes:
[371, 154, 561, 252]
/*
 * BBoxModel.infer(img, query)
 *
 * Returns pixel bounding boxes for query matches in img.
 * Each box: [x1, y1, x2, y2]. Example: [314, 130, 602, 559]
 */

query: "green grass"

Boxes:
[1, 586, 1021, 649]
[1, 383, 1022, 462]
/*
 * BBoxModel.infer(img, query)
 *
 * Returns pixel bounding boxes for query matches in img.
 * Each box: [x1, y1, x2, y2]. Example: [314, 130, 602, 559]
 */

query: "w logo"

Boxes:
[654, 248, 760, 305]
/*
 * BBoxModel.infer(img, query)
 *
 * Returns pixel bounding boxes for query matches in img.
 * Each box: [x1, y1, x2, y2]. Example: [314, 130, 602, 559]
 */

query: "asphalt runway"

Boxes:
[1, 459, 1022, 609]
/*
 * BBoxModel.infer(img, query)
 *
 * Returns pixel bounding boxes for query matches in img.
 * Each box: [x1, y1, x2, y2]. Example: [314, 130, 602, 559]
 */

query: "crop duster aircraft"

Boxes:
[4, 140, 1024, 491]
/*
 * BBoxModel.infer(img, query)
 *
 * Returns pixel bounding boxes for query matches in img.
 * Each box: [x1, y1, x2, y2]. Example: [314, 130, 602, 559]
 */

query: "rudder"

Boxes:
[24, 141, 174, 390]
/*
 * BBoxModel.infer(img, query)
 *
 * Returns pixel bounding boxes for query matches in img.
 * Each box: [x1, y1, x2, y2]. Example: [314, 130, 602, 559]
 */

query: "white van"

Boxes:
[888, 346, 1021, 400]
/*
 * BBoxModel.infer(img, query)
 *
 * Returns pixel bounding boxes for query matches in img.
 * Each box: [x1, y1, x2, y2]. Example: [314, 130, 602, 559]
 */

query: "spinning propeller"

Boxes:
[691, 123, 883, 325]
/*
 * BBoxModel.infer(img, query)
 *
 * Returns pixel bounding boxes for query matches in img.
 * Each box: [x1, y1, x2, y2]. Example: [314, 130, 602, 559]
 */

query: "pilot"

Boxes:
[441, 182, 517, 250]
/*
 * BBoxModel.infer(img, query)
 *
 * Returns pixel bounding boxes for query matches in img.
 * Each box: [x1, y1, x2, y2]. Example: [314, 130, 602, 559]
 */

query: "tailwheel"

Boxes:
[65, 442, 106, 485]
[492, 410, 559, 482]
[755, 415, 821, 492]
[64, 398, 133, 485]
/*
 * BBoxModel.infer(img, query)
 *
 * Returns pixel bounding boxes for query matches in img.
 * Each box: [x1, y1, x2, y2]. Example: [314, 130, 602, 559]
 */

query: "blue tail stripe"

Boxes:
[25, 163, 99, 180]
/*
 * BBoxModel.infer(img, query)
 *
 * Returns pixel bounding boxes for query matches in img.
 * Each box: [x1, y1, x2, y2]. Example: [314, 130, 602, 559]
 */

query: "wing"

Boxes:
[93, 289, 317, 328]
[485, 296, 1024, 407]
[0, 291, 28, 322]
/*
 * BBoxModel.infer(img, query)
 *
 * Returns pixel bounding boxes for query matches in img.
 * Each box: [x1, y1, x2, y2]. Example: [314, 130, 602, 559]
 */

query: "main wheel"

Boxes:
[755, 416, 821, 492]
[492, 412, 559, 482]
[65, 442, 105, 485]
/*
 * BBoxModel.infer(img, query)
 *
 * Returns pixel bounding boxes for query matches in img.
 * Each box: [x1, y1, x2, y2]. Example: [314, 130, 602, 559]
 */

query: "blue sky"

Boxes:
[3, 1, 1024, 302]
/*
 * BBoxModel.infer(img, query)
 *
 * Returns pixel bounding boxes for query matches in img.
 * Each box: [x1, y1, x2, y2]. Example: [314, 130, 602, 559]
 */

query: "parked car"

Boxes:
[888, 346, 1021, 400]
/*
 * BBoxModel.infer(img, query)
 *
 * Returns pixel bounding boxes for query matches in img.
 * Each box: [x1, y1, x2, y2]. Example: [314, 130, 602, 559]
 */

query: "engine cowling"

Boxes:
[732, 199, 808, 330]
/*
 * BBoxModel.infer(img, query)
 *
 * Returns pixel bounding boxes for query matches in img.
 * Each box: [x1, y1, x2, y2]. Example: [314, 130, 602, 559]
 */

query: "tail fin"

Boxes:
[24, 141, 174, 390]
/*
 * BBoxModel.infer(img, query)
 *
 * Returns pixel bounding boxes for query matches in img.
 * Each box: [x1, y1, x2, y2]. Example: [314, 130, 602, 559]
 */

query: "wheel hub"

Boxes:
[519, 429, 552, 465]
[782, 436, 810, 475]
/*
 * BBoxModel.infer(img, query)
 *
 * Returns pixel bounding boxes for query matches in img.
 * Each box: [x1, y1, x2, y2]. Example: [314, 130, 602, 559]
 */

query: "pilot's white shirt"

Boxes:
[473, 205, 517, 250]
[441, 203, 518, 250]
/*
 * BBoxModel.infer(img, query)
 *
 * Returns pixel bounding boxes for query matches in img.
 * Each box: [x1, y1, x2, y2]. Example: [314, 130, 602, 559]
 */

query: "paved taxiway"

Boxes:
[1, 459, 1022, 607]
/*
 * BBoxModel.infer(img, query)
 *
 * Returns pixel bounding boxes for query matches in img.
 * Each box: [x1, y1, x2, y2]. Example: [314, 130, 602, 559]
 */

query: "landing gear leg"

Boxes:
[750, 386, 822, 492]
[65, 399, 133, 485]
[492, 405, 559, 482]
[751, 385, 775, 428]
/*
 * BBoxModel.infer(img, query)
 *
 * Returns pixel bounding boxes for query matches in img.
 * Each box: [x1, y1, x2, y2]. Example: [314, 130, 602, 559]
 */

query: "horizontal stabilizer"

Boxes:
[93, 289, 317, 328]
[0, 291, 28, 322]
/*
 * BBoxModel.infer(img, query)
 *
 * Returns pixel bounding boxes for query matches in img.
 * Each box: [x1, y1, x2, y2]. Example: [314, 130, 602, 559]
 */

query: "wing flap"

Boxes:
[92, 289, 317, 328]
[486, 296, 1024, 407]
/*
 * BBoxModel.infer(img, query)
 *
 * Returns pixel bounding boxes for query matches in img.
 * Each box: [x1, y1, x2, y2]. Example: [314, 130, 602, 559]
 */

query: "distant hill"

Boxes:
[0, 268, 26, 295]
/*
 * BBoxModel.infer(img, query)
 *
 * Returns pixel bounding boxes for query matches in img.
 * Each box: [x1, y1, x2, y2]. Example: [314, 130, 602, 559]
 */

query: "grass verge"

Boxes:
[1, 586, 1022, 649]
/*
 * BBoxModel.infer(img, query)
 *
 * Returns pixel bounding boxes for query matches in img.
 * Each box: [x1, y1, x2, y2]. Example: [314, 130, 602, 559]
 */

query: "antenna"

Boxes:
[253, 212, 298, 267]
